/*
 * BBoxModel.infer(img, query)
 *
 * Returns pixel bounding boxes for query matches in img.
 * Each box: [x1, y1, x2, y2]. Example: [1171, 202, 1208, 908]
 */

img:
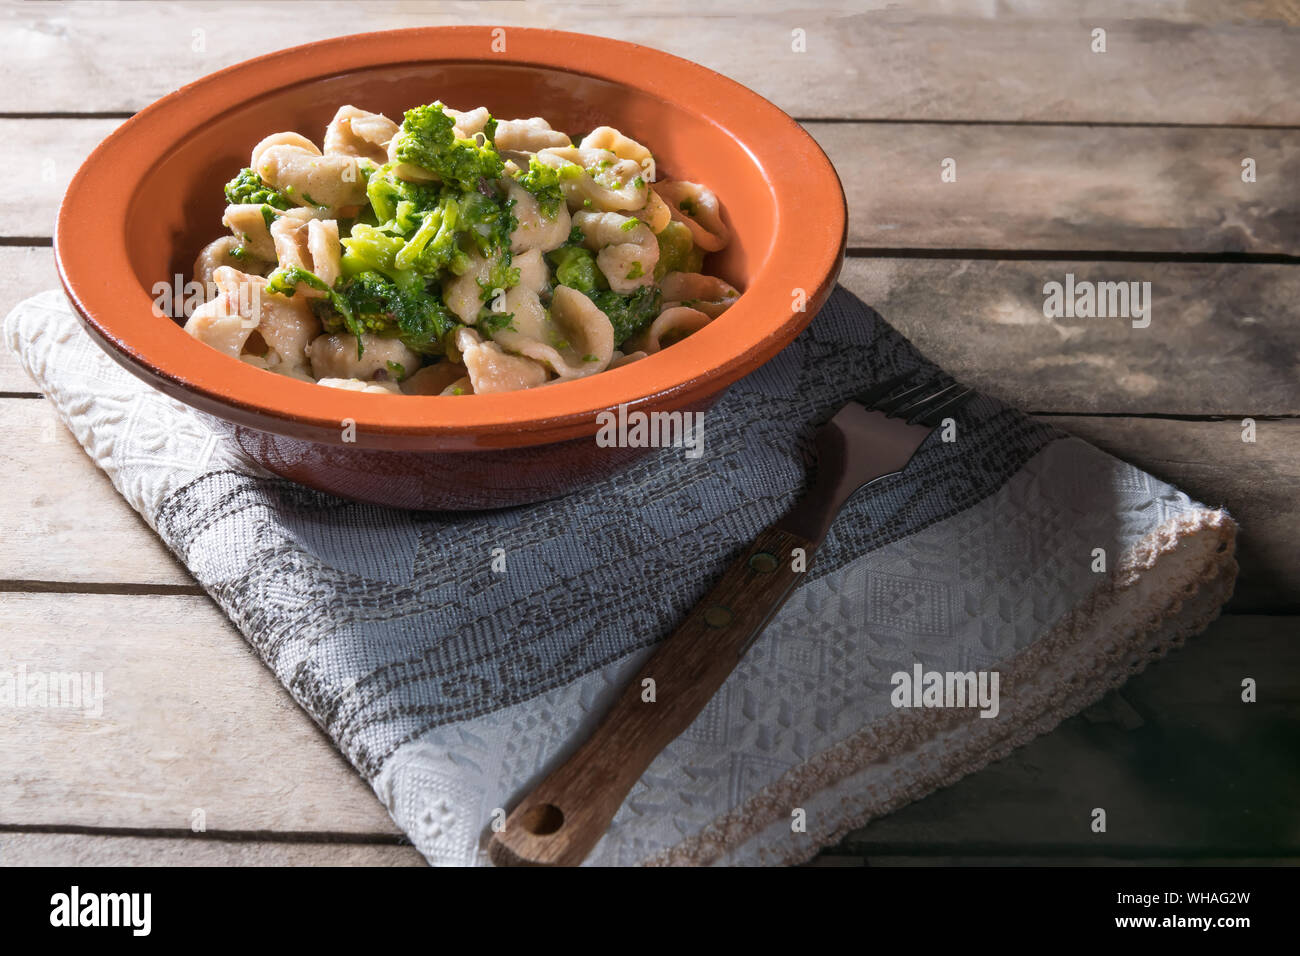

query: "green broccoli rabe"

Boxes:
[394, 197, 466, 274]
[224, 167, 292, 210]
[512, 157, 564, 218]
[476, 255, 521, 302]
[654, 221, 703, 279]
[547, 244, 608, 294]
[366, 163, 443, 229]
[476, 310, 516, 337]
[392, 102, 504, 191]
[333, 270, 456, 356]
[589, 285, 661, 346]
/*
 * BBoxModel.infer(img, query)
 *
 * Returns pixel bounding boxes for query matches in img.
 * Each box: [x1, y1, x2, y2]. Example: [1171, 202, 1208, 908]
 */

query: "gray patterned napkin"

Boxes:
[4, 286, 1236, 865]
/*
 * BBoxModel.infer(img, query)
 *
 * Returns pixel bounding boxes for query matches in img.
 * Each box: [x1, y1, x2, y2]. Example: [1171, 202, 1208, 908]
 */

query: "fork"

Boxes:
[488, 370, 975, 866]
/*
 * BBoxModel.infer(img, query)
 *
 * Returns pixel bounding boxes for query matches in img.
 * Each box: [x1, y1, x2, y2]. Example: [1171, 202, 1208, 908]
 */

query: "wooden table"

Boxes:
[1, 1, 1296, 866]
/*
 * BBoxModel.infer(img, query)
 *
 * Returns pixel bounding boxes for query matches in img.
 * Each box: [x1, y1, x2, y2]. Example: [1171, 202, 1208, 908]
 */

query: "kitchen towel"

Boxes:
[5, 286, 1237, 866]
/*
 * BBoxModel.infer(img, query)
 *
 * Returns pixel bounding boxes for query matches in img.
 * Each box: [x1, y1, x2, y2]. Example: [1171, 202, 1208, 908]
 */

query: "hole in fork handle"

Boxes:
[520, 802, 566, 836]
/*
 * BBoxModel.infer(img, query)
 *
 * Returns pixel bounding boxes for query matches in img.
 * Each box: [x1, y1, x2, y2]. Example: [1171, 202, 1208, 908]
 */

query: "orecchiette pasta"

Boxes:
[653, 181, 730, 252]
[323, 105, 399, 164]
[184, 100, 737, 395]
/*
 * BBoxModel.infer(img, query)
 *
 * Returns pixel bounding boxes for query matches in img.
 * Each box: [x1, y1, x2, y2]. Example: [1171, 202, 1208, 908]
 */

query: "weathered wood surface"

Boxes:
[841, 614, 1300, 856]
[0, 591, 404, 835]
[0, 832, 422, 866]
[7, 119, 1300, 255]
[3, 3, 1298, 123]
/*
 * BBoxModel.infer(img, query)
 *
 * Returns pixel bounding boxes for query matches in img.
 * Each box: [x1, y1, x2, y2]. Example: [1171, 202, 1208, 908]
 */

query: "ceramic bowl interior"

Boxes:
[57, 27, 846, 451]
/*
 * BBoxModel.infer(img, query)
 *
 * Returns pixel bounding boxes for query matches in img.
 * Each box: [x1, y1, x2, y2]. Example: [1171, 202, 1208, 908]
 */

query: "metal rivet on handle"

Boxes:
[748, 551, 778, 573]
[704, 605, 733, 628]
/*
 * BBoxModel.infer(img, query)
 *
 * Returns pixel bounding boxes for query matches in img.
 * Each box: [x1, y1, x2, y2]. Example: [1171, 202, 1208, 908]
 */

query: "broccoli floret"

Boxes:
[334, 270, 455, 356]
[457, 188, 516, 259]
[547, 244, 607, 294]
[589, 285, 661, 346]
[366, 163, 443, 230]
[513, 157, 564, 218]
[476, 254, 521, 302]
[394, 197, 468, 274]
[477, 310, 516, 337]
[654, 221, 703, 279]
[392, 102, 504, 191]
[224, 167, 292, 209]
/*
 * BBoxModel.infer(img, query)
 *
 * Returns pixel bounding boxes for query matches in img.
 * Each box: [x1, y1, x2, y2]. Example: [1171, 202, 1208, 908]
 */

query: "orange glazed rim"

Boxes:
[56, 27, 846, 449]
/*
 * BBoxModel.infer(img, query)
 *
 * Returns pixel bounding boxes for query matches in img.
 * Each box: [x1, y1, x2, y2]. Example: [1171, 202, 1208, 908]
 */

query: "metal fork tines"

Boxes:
[857, 370, 975, 425]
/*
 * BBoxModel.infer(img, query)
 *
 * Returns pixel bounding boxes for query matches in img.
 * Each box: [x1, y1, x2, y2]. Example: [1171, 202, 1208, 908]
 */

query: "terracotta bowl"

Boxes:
[56, 27, 846, 510]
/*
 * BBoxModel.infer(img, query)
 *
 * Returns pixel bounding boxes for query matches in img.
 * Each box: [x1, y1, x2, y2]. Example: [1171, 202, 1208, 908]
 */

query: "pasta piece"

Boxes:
[257, 138, 366, 210]
[653, 181, 730, 252]
[254, 291, 320, 374]
[269, 216, 341, 296]
[627, 187, 671, 234]
[659, 271, 741, 317]
[625, 306, 712, 354]
[492, 285, 614, 379]
[578, 126, 656, 182]
[446, 106, 491, 139]
[194, 236, 268, 295]
[505, 179, 572, 254]
[307, 333, 420, 382]
[513, 248, 550, 295]
[323, 105, 398, 163]
[487, 285, 547, 341]
[317, 377, 403, 395]
[494, 117, 570, 152]
[442, 254, 495, 325]
[572, 210, 659, 293]
[401, 361, 469, 395]
[535, 146, 648, 212]
[609, 350, 648, 369]
[455, 327, 549, 394]
[440, 376, 473, 396]
[306, 219, 342, 288]
[182, 266, 263, 357]
[251, 131, 319, 169]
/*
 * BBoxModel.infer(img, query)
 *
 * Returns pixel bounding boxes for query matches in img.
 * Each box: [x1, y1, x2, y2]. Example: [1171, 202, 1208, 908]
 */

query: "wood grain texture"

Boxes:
[0, 832, 422, 866]
[0, 591, 403, 836]
[1042, 417, 1300, 612]
[4, 3, 1297, 122]
[0, 247, 57, 392]
[840, 258, 1300, 416]
[8, 118, 1299, 256]
[815, 123, 1300, 254]
[0, 398, 193, 584]
[838, 614, 1300, 856]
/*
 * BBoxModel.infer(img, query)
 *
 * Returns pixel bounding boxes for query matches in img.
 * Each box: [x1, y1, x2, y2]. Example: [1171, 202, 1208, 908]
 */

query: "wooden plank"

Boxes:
[816, 123, 1300, 255]
[0, 399, 193, 585]
[0, 247, 57, 391]
[841, 258, 1300, 416]
[0, 591, 403, 835]
[0, 118, 120, 238]
[8, 118, 1298, 255]
[1043, 417, 1300, 612]
[4, 3, 1297, 123]
[836, 614, 1300, 855]
[0, 832, 421, 866]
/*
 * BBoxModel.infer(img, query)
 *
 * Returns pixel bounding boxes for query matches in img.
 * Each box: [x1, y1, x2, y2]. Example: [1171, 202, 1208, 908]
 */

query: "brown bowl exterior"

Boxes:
[56, 27, 846, 508]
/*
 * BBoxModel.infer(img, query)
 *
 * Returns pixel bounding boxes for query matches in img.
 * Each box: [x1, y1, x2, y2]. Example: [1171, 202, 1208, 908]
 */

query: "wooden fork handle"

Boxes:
[489, 524, 817, 866]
